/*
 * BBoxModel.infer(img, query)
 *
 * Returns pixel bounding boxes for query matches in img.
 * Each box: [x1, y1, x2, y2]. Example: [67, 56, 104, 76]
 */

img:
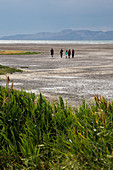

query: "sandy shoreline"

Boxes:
[0, 43, 113, 107]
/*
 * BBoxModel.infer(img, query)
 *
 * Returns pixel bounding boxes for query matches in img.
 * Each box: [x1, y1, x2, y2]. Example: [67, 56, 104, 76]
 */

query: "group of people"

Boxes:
[65, 49, 75, 59]
[50, 48, 75, 58]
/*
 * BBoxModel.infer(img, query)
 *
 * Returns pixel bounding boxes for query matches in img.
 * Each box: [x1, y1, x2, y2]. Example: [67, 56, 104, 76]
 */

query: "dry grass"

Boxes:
[0, 50, 40, 55]
[0, 50, 27, 54]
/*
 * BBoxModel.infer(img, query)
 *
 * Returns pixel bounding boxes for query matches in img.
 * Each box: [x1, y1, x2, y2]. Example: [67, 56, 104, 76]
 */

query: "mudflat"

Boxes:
[0, 43, 113, 107]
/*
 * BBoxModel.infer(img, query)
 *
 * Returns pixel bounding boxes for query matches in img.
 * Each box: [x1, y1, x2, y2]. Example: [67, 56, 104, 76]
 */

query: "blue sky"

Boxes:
[0, 0, 113, 36]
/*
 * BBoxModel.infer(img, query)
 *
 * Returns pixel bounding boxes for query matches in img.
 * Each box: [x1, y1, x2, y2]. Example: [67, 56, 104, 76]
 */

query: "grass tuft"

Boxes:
[0, 83, 113, 169]
[0, 65, 22, 75]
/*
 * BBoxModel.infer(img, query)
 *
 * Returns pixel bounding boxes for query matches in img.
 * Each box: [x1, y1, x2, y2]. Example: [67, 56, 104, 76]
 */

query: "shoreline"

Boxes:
[0, 39, 113, 45]
[0, 43, 113, 107]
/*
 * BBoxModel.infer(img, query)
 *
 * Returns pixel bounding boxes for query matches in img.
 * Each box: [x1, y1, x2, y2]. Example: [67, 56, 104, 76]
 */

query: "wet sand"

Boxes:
[0, 43, 113, 107]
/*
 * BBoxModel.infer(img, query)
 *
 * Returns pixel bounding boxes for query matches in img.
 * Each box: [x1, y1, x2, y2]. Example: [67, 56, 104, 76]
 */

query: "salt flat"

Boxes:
[0, 43, 113, 107]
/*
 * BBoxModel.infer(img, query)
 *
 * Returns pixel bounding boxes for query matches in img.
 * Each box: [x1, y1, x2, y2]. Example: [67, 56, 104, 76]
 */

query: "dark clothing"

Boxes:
[72, 49, 74, 58]
[68, 49, 71, 58]
[50, 49, 54, 57]
[60, 49, 63, 58]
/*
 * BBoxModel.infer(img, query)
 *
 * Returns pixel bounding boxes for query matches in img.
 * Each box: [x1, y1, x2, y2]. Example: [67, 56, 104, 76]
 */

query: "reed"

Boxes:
[0, 83, 113, 169]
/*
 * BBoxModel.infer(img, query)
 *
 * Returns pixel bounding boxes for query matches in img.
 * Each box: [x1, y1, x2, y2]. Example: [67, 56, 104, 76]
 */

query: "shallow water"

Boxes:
[0, 40, 113, 44]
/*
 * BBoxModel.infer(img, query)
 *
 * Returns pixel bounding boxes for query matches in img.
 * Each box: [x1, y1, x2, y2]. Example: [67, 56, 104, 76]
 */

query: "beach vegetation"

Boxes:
[0, 83, 113, 169]
[0, 50, 40, 55]
[0, 65, 22, 75]
[20, 66, 29, 68]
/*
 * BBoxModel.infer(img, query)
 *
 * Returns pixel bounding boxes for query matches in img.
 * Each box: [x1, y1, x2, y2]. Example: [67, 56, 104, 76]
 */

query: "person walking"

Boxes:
[72, 49, 75, 58]
[50, 48, 54, 57]
[68, 49, 71, 59]
[60, 49, 63, 58]
[65, 50, 68, 59]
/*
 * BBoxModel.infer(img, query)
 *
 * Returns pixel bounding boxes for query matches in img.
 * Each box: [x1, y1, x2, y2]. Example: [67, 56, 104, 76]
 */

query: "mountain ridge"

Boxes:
[0, 29, 113, 40]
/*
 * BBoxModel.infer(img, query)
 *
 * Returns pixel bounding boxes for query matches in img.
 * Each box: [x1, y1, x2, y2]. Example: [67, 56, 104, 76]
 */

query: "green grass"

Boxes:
[0, 85, 113, 169]
[0, 50, 41, 55]
[0, 65, 22, 75]
[20, 66, 29, 68]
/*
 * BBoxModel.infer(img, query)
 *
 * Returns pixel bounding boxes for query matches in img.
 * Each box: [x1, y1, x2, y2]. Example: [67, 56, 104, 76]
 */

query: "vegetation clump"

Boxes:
[0, 84, 113, 169]
[0, 65, 22, 75]
[0, 50, 40, 55]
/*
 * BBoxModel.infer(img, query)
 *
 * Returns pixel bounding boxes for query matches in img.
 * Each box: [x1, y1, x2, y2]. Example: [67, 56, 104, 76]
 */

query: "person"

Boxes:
[50, 48, 54, 57]
[72, 49, 75, 58]
[68, 49, 71, 58]
[60, 49, 63, 58]
[65, 50, 68, 59]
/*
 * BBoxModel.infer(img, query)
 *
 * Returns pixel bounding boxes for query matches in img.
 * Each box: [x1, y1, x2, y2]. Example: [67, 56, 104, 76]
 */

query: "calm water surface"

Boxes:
[0, 40, 113, 44]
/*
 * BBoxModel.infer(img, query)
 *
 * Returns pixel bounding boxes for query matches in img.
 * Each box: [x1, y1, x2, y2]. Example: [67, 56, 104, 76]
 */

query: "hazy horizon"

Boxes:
[1, 29, 113, 38]
[0, 0, 113, 37]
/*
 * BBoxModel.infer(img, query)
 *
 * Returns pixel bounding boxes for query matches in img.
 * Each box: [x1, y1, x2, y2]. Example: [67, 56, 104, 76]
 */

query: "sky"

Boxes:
[0, 0, 113, 37]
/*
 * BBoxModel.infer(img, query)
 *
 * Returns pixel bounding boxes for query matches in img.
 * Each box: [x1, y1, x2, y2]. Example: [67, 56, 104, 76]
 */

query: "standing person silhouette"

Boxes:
[65, 50, 68, 59]
[68, 49, 71, 59]
[72, 49, 75, 58]
[50, 48, 54, 57]
[60, 49, 63, 58]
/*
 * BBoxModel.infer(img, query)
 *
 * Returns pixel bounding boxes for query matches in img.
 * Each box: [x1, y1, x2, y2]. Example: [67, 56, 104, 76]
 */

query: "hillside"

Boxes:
[0, 29, 113, 40]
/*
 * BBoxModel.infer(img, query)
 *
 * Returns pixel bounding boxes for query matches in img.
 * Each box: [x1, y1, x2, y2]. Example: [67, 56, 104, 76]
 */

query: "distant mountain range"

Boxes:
[0, 29, 113, 40]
